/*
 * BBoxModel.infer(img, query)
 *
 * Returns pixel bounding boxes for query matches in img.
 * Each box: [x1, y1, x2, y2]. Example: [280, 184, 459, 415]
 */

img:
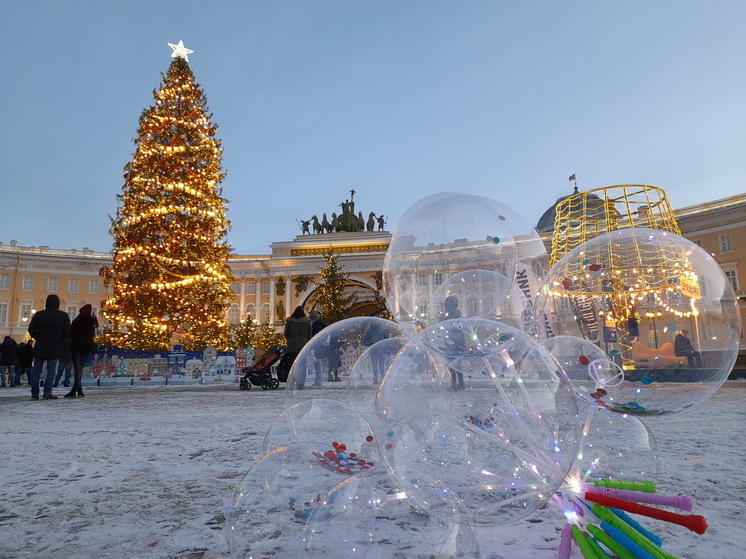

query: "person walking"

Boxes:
[53, 336, 73, 388]
[15, 341, 33, 386]
[27, 294, 71, 400]
[442, 296, 465, 390]
[0, 335, 18, 387]
[66, 304, 98, 398]
[309, 310, 328, 387]
[282, 306, 312, 383]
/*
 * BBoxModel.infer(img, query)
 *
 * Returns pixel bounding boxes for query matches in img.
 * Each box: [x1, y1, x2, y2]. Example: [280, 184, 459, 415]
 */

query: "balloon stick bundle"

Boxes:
[554, 478, 707, 558]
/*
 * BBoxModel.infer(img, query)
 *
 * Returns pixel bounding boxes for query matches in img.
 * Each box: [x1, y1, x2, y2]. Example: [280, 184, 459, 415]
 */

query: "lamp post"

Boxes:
[645, 311, 661, 348]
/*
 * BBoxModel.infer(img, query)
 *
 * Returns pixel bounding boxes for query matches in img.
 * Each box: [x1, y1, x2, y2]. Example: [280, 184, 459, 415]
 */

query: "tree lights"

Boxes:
[101, 43, 234, 351]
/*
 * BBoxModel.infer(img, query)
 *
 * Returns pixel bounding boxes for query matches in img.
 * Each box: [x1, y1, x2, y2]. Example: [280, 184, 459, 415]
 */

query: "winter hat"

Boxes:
[45, 294, 60, 309]
[291, 306, 306, 319]
[80, 304, 93, 315]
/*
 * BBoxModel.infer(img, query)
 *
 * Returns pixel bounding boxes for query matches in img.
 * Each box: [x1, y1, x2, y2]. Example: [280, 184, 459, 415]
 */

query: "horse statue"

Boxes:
[331, 212, 342, 233]
[321, 213, 332, 234]
[311, 215, 323, 235]
[366, 212, 376, 232]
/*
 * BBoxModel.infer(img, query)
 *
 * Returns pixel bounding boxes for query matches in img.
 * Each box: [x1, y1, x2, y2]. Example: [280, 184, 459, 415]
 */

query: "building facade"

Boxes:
[1, 194, 743, 359]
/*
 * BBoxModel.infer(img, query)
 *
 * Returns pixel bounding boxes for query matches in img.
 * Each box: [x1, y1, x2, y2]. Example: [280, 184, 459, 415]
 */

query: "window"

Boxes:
[246, 281, 256, 294]
[66, 305, 78, 322]
[433, 272, 444, 286]
[467, 296, 479, 315]
[89, 279, 100, 293]
[725, 270, 739, 292]
[0, 274, 10, 289]
[262, 281, 271, 294]
[245, 303, 255, 321]
[260, 303, 270, 322]
[719, 235, 732, 252]
[47, 278, 59, 291]
[229, 304, 239, 324]
[0, 303, 7, 323]
[68, 278, 79, 293]
[417, 274, 428, 287]
[416, 297, 428, 318]
[22, 276, 34, 291]
[20, 304, 33, 320]
[232, 282, 240, 295]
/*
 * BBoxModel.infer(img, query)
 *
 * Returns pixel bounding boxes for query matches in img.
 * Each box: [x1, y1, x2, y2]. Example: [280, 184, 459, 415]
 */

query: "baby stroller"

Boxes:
[239, 346, 284, 390]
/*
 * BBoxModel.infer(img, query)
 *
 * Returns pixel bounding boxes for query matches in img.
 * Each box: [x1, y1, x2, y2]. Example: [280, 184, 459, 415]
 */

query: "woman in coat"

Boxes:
[65, 304, 98, 398]
[281, 306, 312, 382]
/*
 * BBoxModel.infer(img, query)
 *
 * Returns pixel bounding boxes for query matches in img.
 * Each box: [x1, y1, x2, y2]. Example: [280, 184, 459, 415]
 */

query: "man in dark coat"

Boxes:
[27, 294, 71, 399]
[15, 341, 33, 386]
[0, 335, 19, 387]
[282, 306, 312, 383]
[674, 328, 703, 368]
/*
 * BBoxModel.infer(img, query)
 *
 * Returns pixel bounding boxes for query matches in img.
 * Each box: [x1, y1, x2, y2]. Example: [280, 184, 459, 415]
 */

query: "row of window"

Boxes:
[231, 281, 273, 295]
[227, 303, 269, 324]
[0, 303, 99, 325]
[0, 274, 101, 294]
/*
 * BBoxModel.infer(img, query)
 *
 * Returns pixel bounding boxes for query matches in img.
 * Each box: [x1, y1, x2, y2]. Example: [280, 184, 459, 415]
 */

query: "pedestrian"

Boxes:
[0, 335, 19, 387]
[66, 304, 98, 398]
[16, 341, 33, 386]
[27, 294, 71, 400]
[674, 328, 703, 368]
[309, 310, 328, 387]
[281, 306, 312, 382]
[442, 296, 465, 390]
[362, 320, 387, 384]
[53, 336, 73, 387]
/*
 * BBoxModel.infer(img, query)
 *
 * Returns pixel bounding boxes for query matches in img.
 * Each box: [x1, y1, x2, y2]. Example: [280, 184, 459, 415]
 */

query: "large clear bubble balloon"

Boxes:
[262, 398, 383, 478]
[538, 228, 741, 414]
[375, 318, 581, 526]
[303, 473, 481, 558]
[383, 193, 522, 331]
[226, 442, 352, 558]
[286, 317, 408, 393]
[569, 405, 660, 487]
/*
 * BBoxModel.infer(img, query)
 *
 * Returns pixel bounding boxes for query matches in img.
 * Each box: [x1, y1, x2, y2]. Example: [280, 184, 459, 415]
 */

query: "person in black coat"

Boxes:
[309, 310, 328, 387]
[281, 306, 312, 382]
[66, 304, 98, 398]
[15, 341, 33, 386]
[0, 335, 19, 387]
[27, 294, 71, 400]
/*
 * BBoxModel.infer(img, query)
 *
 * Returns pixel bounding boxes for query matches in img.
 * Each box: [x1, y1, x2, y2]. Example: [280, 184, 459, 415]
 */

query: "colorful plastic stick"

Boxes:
[571, 525, 598, 559]
[585, 492, 708, 534]
[586, 524, 636, 559]
[593, 479, 656, 493]
[593, 505, 681, 559]
[600, 522, 657, 559]
[558, 523, 573, 559]
[586, 534, 611, 559]
[609, 508, 663, 546]
[585, 486, 694, 511]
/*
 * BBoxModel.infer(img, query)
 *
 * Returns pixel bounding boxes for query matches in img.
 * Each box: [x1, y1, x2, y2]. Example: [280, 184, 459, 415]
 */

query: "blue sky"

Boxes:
[2, 1, 744, 254]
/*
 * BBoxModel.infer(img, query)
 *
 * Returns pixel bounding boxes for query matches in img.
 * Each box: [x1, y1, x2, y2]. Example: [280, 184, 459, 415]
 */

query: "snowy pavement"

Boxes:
[0, 381, 744, 558]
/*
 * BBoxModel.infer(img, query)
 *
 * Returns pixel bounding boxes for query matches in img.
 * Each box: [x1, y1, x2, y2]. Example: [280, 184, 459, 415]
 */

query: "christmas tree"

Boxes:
[101, 42, 234, 351]
[314, 249, 357, 323]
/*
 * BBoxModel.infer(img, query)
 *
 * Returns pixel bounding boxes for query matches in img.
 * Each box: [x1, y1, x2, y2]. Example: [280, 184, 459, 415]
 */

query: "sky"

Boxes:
[2, 1, 745, 255]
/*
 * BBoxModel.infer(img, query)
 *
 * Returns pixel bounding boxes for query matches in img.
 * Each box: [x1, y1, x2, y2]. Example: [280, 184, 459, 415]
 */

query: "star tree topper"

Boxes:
[168, 40, 194, 62]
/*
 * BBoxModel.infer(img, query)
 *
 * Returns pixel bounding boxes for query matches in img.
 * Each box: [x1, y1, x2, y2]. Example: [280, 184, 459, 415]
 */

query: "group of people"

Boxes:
[0, 294, 99, 400]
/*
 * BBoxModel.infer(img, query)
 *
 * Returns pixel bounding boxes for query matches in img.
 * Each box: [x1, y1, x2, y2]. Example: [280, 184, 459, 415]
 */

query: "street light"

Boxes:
[645, 311, 662, 348]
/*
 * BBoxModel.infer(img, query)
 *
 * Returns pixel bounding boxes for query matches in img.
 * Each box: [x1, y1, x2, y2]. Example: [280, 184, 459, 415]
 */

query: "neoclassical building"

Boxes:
[1, 193, 743, 359]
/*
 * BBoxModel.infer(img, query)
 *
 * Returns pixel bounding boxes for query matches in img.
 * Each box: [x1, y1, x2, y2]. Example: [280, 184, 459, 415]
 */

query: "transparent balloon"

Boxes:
[286, 316, 408, 392]
[569, 404, 660, 487]
[375, 318, 582, 526]
[428, 270, 513, 322]
[538, 228, 741, 414]
[303, 472, 481, 558]
[382, 193, 522, 331]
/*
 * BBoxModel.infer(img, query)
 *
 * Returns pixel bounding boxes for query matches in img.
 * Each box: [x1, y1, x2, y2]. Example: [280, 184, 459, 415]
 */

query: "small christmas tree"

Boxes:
[314, 249, 357, 323]
[101, 42, 233, 351]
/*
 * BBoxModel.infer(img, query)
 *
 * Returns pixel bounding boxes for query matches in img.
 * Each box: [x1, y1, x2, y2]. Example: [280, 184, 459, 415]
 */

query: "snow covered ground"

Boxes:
[0, 380, 744, 559]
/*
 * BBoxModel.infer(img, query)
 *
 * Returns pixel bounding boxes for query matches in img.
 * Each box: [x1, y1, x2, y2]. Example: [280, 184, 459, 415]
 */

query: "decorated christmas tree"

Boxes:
[314, 249, 357, 323]
[101, 42, 234, 351]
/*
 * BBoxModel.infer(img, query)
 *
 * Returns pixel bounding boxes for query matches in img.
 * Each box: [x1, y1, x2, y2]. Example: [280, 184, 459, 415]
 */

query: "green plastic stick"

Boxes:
[593, 479, 656, 493]
[586, 534, 612, 559]
[592, 505, 680, 559]
[571, 525, 597, 559]
[586, 524, 636, 559]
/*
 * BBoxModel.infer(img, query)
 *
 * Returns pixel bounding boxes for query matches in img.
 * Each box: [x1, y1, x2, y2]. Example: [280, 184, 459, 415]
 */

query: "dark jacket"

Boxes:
[311, 317, 328, 336]
[71, 313, 98, 355]
[284, 315, 312, 354]
[0, 337, 18, 366]
[17, 342, 33, 368]
[27, 294, 71, 360]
